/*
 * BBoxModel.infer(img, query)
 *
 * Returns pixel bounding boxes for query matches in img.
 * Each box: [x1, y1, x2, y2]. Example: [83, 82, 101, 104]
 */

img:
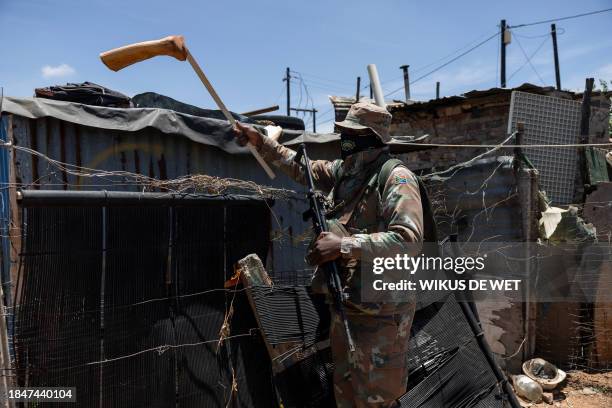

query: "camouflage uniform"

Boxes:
[258, 102, 423, 407]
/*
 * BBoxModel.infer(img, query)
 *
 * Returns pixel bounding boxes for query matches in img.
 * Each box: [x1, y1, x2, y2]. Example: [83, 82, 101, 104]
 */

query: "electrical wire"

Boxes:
[508, 7, 612, 29]
[370, 30, 508, 90]
[287, 8, 611, 100]
[415, 30, 503, 76]
[291, 70, 354, 94]
[288, 72, 321, 127]
[273, 85, 285, 105]
[513, 27, 565, 39]
[385, 31, 500, 97]
[314, 107, 337, 130]
[507, 34, 549, 83]
[511, 33, 547, 85]
[290, 70, 354, 87]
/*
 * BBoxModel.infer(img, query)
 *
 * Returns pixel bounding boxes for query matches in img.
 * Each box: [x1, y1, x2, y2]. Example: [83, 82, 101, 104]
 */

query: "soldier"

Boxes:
[234, 102, 424, 408]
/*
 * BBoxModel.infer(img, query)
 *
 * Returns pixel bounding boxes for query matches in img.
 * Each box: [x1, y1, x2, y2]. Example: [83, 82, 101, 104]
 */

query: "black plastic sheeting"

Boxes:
[13, 194, 275, 408]
[249, 286, 516, 408]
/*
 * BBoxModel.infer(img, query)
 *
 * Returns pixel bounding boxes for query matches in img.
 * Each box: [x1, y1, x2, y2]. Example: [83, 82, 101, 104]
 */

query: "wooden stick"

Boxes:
[185, 51, 276, 179]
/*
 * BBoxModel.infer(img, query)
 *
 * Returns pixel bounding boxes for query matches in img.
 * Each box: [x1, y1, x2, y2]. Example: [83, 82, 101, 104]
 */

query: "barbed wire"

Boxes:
[0, 142, 294, 199]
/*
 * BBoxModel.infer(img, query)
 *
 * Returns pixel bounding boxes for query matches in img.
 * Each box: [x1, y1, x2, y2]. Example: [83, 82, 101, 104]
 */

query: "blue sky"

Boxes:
[1, 0, 611, 132]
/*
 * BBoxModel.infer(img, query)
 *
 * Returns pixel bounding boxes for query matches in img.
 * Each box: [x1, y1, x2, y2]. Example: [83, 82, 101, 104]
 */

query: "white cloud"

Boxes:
[563, 62, 612, 91]
[594, 63, 612, 80]
[41, 63, 75, 79]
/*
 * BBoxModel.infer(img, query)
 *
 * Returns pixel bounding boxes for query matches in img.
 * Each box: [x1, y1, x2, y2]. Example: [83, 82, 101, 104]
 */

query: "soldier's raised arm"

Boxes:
[233, 122, 336, 193]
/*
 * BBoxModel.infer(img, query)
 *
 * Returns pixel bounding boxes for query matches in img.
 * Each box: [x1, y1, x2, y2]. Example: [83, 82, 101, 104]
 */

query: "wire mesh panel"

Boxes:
[13, 193, 275, 408]
[508, 91, 582, 205]
[172, 204, 228, 407]
[14, 206, 103, 408]
[102, 206, 174, 408]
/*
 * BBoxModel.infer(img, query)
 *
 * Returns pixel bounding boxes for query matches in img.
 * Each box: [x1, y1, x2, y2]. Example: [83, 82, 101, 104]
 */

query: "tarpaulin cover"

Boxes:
[1, 96, 340, 154]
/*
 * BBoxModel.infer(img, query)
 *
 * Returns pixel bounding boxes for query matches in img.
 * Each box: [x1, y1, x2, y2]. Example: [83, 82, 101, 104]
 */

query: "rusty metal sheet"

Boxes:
[583, 182, 612, 239]
[5, 114, 339, 278]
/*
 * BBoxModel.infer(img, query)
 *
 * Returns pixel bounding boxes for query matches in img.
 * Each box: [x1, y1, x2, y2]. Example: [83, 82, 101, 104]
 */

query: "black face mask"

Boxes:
[340, 132, 385, 159]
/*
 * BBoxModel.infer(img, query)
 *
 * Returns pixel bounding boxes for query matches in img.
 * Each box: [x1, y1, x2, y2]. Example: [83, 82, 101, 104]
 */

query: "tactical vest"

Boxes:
[330, 158, 437, 245]
[309, 158, 439, 315]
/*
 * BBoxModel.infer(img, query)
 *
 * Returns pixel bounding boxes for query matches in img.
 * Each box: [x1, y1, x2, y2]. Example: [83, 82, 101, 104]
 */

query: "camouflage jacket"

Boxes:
[259, 136, 424, 314]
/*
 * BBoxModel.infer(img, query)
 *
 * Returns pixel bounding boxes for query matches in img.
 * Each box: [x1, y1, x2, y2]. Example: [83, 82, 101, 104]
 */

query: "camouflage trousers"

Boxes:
[330, 307, 415, 408]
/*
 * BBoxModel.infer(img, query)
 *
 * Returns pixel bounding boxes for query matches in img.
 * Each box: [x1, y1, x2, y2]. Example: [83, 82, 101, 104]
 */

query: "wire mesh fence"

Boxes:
[10, 195, 274, 408]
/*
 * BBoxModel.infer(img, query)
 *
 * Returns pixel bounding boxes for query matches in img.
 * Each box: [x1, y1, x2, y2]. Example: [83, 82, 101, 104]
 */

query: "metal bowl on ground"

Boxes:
[522, 358, 567, 391]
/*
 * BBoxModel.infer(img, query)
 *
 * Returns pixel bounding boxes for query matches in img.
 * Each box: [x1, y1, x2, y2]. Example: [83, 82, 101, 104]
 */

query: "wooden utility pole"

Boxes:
[577, 78, 594, 202]
[399, 65, 410, 101]
[356, 76, 361, 102]
[551, 24, 562, 90]
[580, 78, 594, 143]
[501, 20, 507, 87]
[514, 122, 525, 172]
[436, 81, 440, 99]
[290, 107, 318, 132]
[284, 67, 291, 116]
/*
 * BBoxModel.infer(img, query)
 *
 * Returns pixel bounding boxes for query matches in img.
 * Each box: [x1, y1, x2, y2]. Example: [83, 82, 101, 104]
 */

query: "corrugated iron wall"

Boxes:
[419, 157, 535, 372]
[5, 114, 340, 278]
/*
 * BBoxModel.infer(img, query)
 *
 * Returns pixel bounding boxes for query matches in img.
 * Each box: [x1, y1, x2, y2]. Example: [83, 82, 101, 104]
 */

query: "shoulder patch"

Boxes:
[394, 175, 412, 184]
[390, 166, 415, 185]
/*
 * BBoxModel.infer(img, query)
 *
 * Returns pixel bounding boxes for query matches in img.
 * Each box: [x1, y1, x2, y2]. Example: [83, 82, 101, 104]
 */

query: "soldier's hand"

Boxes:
[307, 232, 342, 265]
[233, 122, 263, 150]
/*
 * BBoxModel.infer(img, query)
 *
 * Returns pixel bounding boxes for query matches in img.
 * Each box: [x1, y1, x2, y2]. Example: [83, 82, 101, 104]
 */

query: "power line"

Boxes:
[273, 85, 285, 105]
[385, 31, 499, 97]
[376, 30, 505, 93]
[507, 34, 549, 82]
[511, 33, 547, 85]
[513, 27, 565, 39]
[508, 7, 612, 28]
[413, 30, 502, 75]
[291, 10, 611, 104]
[291, 70, 354, 87]
[314, 106, 337, 128]
[291, 70, 354, 94]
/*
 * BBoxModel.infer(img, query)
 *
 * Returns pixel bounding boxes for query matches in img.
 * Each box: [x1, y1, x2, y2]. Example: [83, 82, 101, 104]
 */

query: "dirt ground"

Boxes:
[517, 371, 612, 408]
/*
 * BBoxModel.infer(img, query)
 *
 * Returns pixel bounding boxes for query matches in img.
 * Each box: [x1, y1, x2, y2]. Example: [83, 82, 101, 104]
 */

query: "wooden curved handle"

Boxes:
[100, 35, 187, 71]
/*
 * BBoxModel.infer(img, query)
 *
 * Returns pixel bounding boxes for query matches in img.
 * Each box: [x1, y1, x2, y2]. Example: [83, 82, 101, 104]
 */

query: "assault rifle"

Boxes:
[294, 143, 355, 352]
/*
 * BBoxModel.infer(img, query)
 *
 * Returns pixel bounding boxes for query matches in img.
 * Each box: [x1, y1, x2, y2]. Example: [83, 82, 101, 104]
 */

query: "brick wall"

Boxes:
[389, 96, 513, 172]
[329, 87, 610, 173]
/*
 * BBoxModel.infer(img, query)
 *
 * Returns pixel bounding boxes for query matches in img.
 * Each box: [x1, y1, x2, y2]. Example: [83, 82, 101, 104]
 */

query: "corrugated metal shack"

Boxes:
[0, 96, 339, 284]
[0, 96, 298, 406]
[0, 81, 609, 405]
